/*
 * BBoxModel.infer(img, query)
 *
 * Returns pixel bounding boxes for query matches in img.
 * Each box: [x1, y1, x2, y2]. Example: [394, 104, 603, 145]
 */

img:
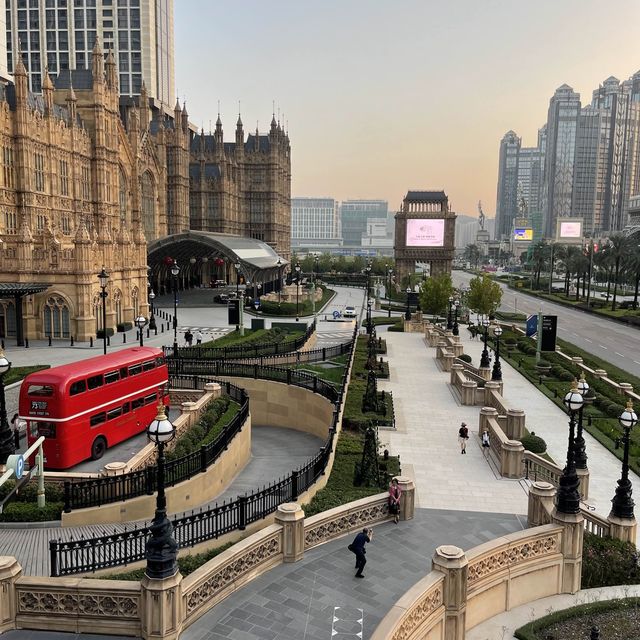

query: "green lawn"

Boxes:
[201, 326, 304, 349]
[4, 364, 50, 385]
[258, 287, 335, 317]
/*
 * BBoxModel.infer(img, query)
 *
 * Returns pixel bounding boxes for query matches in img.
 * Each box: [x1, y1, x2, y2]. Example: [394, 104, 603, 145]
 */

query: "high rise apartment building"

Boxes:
[5, 0, 175, 104]
[341, 199, 388, 247]
[497, 71, 640, 239]
[291, 197, 340, 250]
[495, 131, 520, 239]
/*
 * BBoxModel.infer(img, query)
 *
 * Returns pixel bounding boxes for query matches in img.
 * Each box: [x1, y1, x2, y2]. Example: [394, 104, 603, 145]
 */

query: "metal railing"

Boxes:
[61, 381, 249, 512]
[49, 340, 355, 577]
[164, 320, 316, 360]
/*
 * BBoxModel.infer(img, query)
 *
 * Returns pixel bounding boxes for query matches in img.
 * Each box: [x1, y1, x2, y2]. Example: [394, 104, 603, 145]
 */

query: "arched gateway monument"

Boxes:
[394, 190, 456, 281]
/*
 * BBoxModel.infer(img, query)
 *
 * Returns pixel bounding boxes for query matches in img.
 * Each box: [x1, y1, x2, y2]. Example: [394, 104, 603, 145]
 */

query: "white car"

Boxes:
[343, 306, 357, 318]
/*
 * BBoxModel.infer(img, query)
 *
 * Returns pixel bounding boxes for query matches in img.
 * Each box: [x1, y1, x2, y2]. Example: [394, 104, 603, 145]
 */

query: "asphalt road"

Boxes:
[452, 271, 640, 378]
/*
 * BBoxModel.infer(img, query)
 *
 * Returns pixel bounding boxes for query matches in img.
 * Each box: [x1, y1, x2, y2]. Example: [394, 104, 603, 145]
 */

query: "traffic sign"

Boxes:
[6, 454, 24, 480]
[526, 315, 538, 338]
[333, 310, 341, 319]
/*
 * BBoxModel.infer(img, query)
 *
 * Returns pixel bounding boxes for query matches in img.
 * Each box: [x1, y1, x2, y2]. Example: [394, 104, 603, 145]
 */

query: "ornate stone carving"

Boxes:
[393, 585, 443, 640]
[467, 534, 559, 586]
[185, 535, 281, 617]
[17, 588, 139, 619]
[304, 500, 388, 549]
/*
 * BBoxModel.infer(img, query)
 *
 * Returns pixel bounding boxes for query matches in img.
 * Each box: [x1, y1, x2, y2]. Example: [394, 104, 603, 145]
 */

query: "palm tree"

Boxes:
[608, 234, 632, 311]
[463, 244, 481, 269]
[529, 241, 548, 289]
[553, 245, 569, 295]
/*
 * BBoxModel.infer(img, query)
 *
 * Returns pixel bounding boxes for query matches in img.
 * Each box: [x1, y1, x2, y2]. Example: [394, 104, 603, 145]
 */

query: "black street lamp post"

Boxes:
[0, 349, 14, 464]
[277, 258, 282, 308]
[447, 296, 454, 330]
[295, 262, 301, 321]
[365, 262, 372, 302]
[556, 382, 584, 514]
[145, 404, 178, 579]
[387, 268, 393, 318]
[148, 290, 156, 332]
[405, 287, 412, 321]
[610, 400, 638, 519]
[98, 266, 109, 355]
[171, 260, 180, 353]
[491, 325, 503, 381]
[574, 373, 590, 469]
[366, 299, 373, 334]
[136, 315, 147, 347]
[479, 318, 491, 368]
[452, 298, 460, 336]
[234, 261, 241, 331]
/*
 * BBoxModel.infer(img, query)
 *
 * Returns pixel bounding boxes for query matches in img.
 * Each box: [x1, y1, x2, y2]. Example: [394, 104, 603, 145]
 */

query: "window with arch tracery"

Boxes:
[132, 287, 139, 317]
[0, 300, 16, 338]
[119, 167, 128, 226]
[113, 290, 123, 326]
[93, 294, 103, 332]
[141, 172, 155, 240]
[43, 295, 70, 339]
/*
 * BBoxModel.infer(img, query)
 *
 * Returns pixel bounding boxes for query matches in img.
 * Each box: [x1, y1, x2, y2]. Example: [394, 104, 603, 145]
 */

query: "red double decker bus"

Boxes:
[20, 347, 169, 470]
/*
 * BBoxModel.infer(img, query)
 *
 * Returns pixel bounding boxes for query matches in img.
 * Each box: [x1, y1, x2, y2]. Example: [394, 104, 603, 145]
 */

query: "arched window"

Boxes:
[43, 295, 70, 339]
[132, 286, 139, 317]
[0, 300, 16, 338]
[119, 167, 128, 226]
[141, 171, 155, 240]
[93, 293, 102, 332]
[113, 289, 123, 325]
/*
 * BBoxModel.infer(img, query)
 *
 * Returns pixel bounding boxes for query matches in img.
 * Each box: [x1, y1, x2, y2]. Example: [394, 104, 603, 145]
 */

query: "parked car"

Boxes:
[213, 293, 230, 304]
[343, 306, 357, 318]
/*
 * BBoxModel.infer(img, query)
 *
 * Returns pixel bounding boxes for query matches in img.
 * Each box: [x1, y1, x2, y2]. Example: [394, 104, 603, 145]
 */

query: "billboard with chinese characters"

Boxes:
[556, 218, 583, 243]
[405, 218, 445, 247]
[513, 228, 533, 241]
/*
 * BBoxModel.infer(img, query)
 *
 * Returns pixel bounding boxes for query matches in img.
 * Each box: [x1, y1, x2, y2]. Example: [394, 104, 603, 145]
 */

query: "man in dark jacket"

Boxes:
[350, 528, 372, 578]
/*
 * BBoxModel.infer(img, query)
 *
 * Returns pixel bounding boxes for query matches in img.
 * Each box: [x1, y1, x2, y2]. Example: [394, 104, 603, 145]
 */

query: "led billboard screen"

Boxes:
[513, 228, 533, 241]
[559, 221, 582, 239]
[406, 219, 445, 247]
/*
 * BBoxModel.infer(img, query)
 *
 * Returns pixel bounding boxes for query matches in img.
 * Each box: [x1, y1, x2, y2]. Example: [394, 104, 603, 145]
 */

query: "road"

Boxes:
[452, 271, 640, 378]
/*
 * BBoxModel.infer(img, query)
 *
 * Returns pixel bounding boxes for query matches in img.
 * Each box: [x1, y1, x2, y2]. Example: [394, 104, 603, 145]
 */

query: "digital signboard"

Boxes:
[558, 220, 582, 239]
[513, 228, 533, 241]
[405, 219, 445, 247]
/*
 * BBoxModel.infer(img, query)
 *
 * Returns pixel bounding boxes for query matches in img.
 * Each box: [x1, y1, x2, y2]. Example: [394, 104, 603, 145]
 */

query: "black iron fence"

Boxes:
[164, 320, 316, 360]
[60, 381, 249, 512]
[49, 340, 355, 577]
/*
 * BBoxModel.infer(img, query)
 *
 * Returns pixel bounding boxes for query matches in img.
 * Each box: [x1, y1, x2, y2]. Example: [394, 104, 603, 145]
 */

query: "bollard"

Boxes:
[146, 328, 150, 338]
[90, 337, 93, 347]
[25, 338, 29, 348]
[107, 336, 110, 346]
[155, 328, 158, 335]
[123, 333, 126, 343]
[48, 335, 52, 347]
[70, 336, 74, 347]
[1, 339, 4, 349]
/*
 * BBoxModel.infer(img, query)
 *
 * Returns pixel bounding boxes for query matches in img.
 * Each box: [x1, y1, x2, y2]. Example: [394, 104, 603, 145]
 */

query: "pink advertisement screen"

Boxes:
[559, 221, 582, 238]
[406, 219, 445, 247]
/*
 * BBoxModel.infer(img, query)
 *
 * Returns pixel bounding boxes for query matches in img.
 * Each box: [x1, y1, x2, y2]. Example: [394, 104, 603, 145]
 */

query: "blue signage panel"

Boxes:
[526, 315, 538, 337]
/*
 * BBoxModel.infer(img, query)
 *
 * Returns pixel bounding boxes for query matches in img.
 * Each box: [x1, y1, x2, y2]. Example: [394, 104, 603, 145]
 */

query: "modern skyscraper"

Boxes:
[5, 0, 175, 103]
[540, 84, 581, 237]
[290, 197, 340, 250]
[340, 200, 388, 247]
[495, 130, 520, 240]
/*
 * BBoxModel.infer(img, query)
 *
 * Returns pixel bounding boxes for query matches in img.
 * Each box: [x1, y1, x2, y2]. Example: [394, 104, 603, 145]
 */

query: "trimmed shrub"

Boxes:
[96, 327, 115, 338]
[582, 532, 640, 588]
[458, 354, 472, 364]
[605, 401, 626, 419]
[116, 322, 133, 332]
[559, 370, 575, 382]
[519, 431, 547, 454]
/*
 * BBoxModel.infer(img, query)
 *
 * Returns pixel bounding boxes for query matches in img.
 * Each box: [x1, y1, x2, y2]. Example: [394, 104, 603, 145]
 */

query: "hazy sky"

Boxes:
[175, 0, 640, 217]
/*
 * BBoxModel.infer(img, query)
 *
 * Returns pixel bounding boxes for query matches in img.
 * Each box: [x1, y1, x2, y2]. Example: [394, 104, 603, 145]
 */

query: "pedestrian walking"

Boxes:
[481, 429, 490, 458]
[348, 527, 372, 578]
[184, 330, 193, 347]
[11, 413, 20, 449]
[195, 330, 203, 345]
[388, 478, 402, 524]
[458, 422, 469, 454]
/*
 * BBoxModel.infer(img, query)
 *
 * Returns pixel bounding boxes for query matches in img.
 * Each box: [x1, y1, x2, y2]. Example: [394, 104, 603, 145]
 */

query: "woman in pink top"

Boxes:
[388, 478, 402, 524]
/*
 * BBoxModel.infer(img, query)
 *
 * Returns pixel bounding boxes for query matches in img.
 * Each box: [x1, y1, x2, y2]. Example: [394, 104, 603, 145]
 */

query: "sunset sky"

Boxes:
[175, 0, 640, 217]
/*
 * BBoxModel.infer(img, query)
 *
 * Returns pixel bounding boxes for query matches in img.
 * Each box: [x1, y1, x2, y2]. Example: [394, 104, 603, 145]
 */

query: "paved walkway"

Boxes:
[0, 426, 322, 576]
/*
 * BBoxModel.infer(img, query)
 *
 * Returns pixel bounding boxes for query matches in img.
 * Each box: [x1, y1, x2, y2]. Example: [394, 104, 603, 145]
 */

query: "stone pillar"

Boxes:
[618, 382, 633, 397]
[203, 382, 222, 398]
[432, 545, 467, 640]
[450, 363, 464, 385]
[478, 367, 491, 381]
[180, 401, 198, 426]
[550, 509, 584, 594]
[500, 440, 525, 479]
[140, 572, 184, 640]
[443, 353, 454, 372]
[436, 340, 447, 359]
[395, 476, 415, 521]
[479, 406, 498, 435]
[0, 557, 21, 633]
[527, 481, 556, 527]
[483, 381, 501, 406]
[461, 381, 477, 406]
[593, 369, 607, 379]
[506, 408, 526, 440]
[576, 467, 590, 501]
[275, 503, 305, 563]
[607, 514, 638, 544]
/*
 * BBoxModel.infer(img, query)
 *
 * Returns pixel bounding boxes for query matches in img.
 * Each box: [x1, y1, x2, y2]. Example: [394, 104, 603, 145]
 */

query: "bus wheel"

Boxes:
[91, 436, 107, 460]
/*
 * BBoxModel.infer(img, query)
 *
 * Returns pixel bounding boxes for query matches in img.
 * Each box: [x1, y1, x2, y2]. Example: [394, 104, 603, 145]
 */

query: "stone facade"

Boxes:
[0, 42, 291, 342]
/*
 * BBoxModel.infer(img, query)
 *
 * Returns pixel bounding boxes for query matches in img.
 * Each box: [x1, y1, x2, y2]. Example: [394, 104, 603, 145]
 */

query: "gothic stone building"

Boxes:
[0, 42, 290, 342]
